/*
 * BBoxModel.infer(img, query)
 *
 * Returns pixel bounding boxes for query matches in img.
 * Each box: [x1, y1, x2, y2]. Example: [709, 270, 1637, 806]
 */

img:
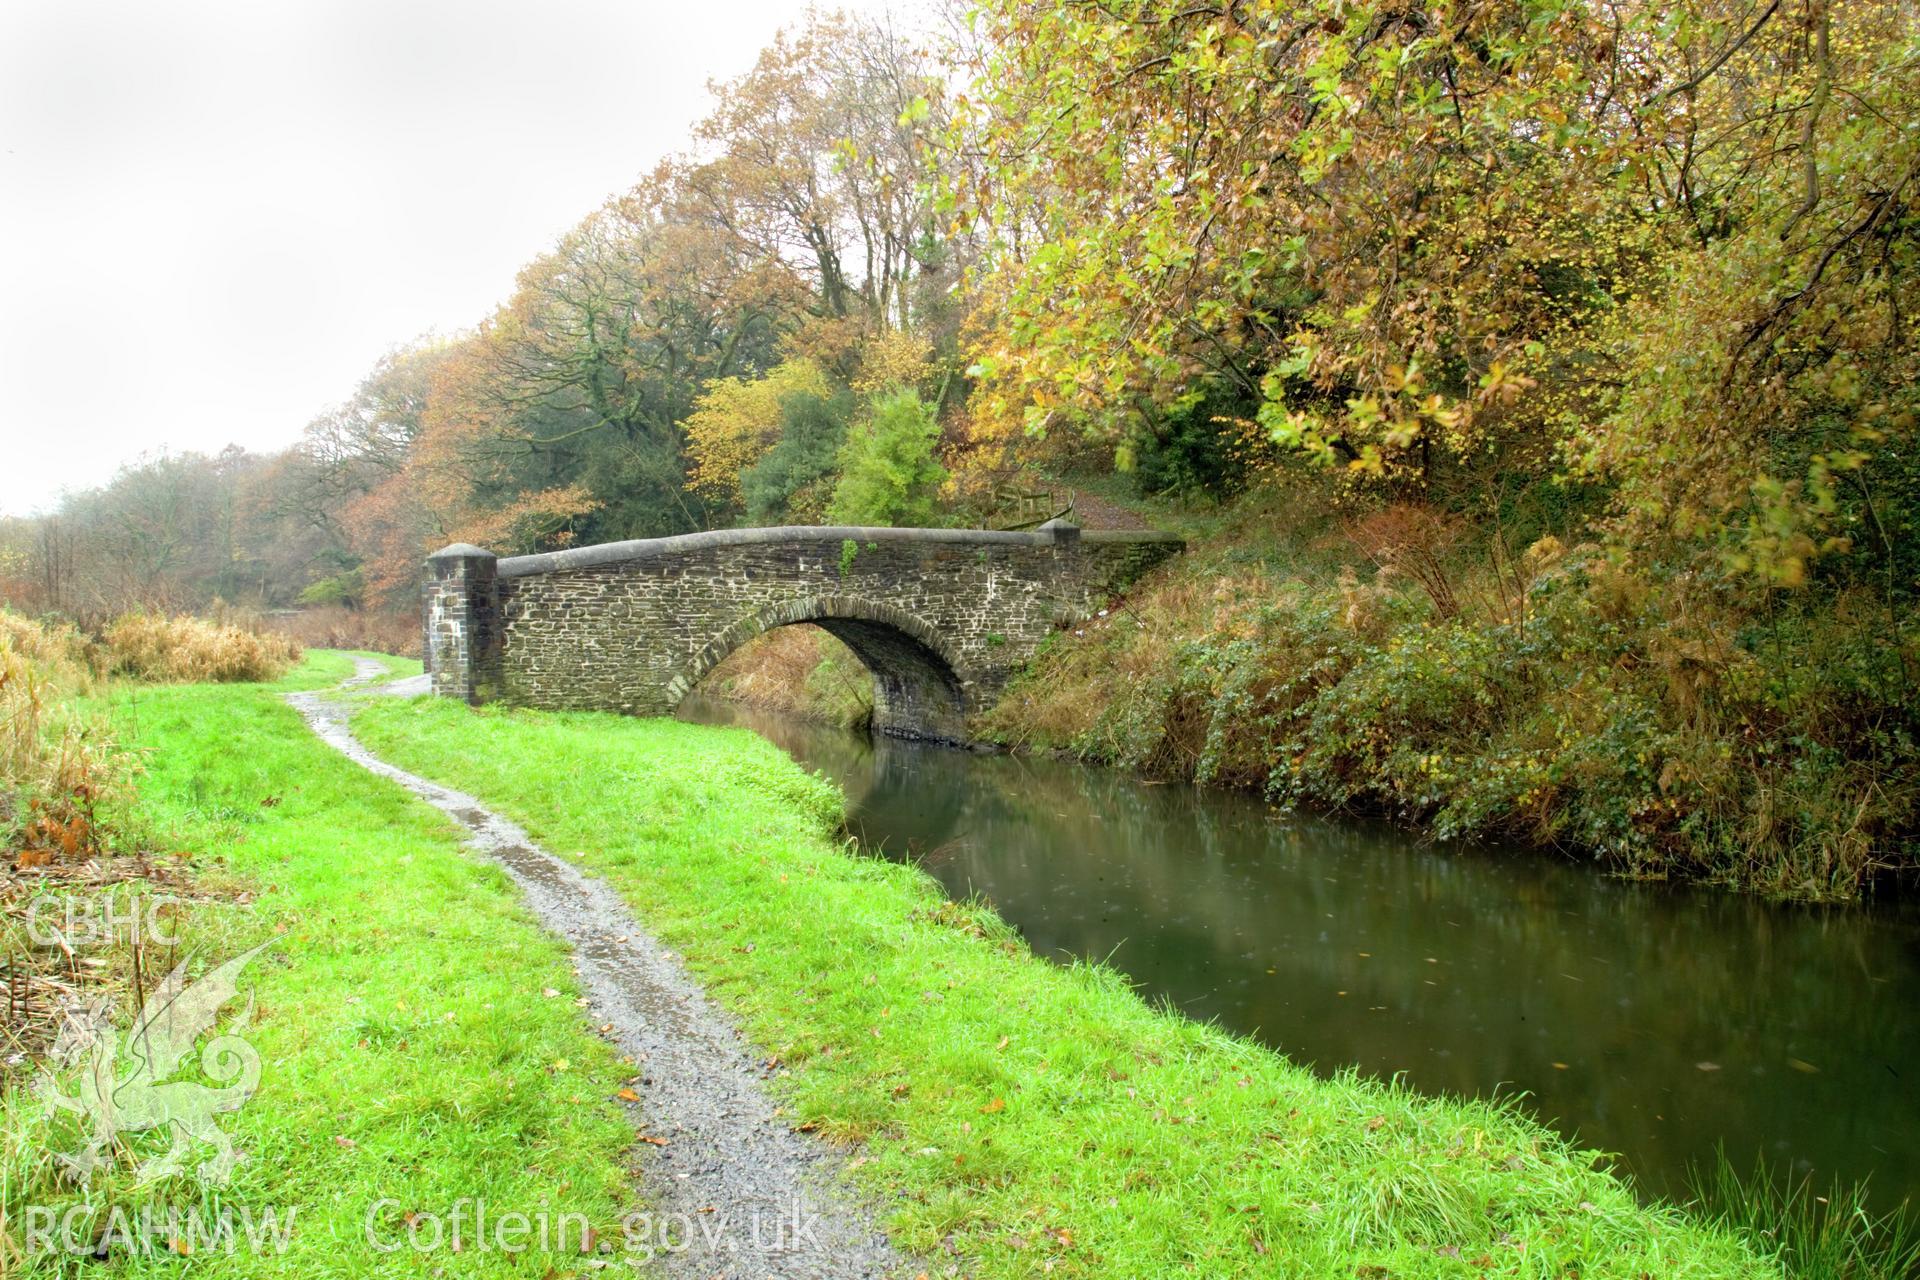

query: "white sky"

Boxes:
[0, 0, 903, 517]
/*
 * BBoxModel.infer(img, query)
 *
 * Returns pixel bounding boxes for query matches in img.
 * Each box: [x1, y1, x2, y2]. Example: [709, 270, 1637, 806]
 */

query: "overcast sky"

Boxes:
[0, 0, 905, 517]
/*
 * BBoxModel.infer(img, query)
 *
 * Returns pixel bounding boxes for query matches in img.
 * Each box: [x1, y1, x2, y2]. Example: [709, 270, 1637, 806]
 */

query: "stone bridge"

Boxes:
[422, 522, 1184, 742]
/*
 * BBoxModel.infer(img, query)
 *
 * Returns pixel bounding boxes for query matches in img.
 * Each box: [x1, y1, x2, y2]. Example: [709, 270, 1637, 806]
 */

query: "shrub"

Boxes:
[0, 612, 120, 863]
[828, 388, 947, 527]
[102, 613, 300, 684]
[1341, 504, 1467, 619]
[274, 605, 421, 657]
[985, 529, 1919, 900]
[298, 569, 364, 608]
[0, 612, 95, 682]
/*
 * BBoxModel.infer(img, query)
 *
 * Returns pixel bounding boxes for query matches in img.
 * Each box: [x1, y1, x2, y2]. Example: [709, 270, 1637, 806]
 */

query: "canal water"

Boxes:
[678, 694, 1920, 1210]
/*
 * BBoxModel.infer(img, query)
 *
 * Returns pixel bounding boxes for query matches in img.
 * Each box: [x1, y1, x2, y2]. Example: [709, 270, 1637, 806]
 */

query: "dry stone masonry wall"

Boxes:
[423, 523, 1183, 741]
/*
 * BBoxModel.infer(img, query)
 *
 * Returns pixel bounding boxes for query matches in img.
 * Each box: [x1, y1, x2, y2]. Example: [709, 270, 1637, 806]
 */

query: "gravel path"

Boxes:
[289, 659, 907, 1278]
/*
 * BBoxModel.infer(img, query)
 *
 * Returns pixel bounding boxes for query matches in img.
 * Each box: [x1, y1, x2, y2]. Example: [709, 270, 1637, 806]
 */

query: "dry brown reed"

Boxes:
[101, 612, 299, 684]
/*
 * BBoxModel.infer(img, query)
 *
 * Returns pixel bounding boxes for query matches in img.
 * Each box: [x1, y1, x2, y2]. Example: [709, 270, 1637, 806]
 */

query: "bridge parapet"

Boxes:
[424, 522, 1182, 741]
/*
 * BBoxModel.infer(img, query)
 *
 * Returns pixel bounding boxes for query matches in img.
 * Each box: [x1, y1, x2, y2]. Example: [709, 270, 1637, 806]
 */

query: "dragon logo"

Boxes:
[34, 942, 270, 1186]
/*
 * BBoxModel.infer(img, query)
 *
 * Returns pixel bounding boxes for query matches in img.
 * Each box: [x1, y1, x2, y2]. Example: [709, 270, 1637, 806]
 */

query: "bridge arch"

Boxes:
[663, 593, 972, 742]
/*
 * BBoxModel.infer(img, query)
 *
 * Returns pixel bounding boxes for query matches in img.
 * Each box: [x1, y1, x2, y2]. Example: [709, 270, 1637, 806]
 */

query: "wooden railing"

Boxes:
[988, 484, 1075, 531]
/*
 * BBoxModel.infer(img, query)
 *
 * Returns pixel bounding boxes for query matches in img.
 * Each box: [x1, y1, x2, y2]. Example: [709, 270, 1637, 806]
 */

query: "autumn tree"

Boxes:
[682, 358, 832, 508]
[957, 0, 1918, 585]
[676, 12, 961, 341]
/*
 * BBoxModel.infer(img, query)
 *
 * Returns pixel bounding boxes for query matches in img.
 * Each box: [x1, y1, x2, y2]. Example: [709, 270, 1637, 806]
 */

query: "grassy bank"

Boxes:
[3, 653, 635, 1275]
[354, 693, 1783, 1278]
[978, 478, 1918, 903]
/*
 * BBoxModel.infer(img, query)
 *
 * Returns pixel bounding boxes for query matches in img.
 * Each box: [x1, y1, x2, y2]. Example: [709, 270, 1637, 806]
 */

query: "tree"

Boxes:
[676, 12, 959, 335]
[741, 389, 856, 524]
[426, 200, 776, 540]
[956, 0, 1918, 584]
[683, 359, 832, 508]
[317, 194, 799, 606]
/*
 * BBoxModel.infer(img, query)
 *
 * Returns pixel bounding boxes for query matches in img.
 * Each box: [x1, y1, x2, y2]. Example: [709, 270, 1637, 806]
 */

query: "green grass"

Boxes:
[1689, 1153, 1920, 1280]
[3, 653, 634, 1276]
[352, 694, 1784, 1279]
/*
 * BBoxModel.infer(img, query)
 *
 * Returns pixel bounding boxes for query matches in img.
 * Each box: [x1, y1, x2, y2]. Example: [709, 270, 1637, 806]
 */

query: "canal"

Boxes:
[679, 694, 1920, 1210]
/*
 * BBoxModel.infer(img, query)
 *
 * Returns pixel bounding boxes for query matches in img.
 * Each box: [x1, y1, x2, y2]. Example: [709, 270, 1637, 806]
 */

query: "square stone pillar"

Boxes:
[422, 543, 500, 704]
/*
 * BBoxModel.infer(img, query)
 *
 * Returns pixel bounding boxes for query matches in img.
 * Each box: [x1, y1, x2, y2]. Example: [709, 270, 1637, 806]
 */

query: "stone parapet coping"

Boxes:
[493, 525, 1184, 579]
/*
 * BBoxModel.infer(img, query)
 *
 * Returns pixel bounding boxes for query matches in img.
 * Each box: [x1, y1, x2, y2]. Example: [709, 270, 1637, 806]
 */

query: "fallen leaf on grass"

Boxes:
[637, 1135, 669, 1146]
[616, 1088, 640, 1103]
[980, 1098, 1005, 1114]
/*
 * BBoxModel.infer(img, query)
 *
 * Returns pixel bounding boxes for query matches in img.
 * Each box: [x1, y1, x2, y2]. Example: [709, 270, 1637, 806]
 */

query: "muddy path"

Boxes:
[289, 658, 907, 1279]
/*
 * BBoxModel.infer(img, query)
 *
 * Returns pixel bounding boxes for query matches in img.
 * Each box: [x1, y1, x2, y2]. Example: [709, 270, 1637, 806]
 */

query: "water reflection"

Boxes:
[679, 695, 1920, 1208]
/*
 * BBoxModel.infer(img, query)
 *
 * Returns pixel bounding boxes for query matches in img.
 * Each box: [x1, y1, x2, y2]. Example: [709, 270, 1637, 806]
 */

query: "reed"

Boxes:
[1690, 1150, 1920, 1280]
[100, 612, 299, 684]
